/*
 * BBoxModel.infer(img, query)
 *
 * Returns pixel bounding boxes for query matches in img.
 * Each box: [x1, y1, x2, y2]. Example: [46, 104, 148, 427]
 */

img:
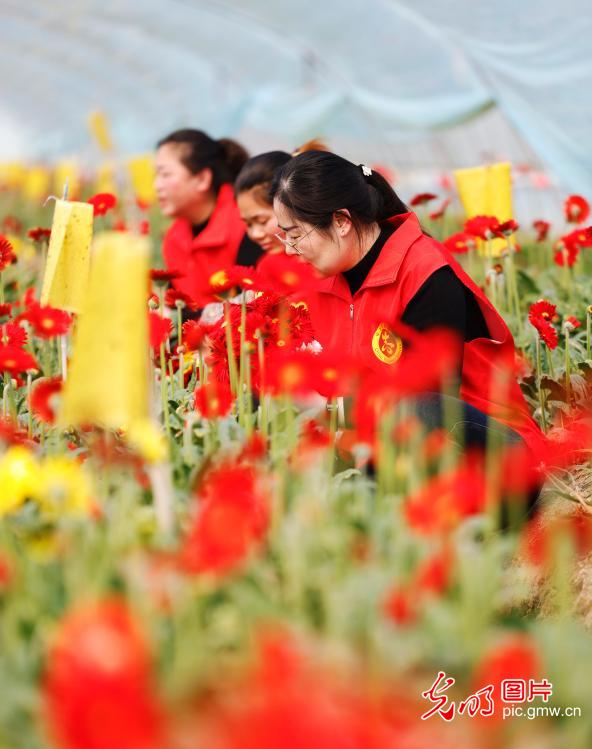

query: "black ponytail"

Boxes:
[157, 129, 249, 193]
[270, 150, 407, 236]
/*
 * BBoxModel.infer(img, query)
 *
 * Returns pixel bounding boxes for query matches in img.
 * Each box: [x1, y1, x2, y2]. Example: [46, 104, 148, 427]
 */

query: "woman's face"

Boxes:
[237, 188, 282, 253]
[273, 199, 350, 277]
[154, 143, 208, 219]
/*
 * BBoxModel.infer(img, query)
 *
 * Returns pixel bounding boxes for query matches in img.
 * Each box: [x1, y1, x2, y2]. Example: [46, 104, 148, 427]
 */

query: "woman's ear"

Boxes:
[333, 209, 353, 237]
[192, 167, 214, 194]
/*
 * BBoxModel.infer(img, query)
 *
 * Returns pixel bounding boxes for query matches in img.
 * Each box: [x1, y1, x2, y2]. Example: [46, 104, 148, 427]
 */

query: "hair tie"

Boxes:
[360, 164, 372, 177]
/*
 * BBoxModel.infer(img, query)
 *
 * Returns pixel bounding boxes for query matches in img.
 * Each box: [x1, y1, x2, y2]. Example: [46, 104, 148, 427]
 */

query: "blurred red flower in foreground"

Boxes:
[528, 299, 558, 349]
[255, 253, 319, 296]
[147, 312, 172, 350]
[194, 380, 233, 419]
[87, 193, 117, 217]
[30, 376, 63, 424]
[179, 461, 269, 575]
[532, 219, 550, 242]
[182, 319, 208, 351]
[564, 194, 590, 224]
[404, 457, 487, 535]
[0, 235, 16, 271]
[43, 599, 164, 749]
[471, 634, 541, 721]
[0, 321, 27, 347]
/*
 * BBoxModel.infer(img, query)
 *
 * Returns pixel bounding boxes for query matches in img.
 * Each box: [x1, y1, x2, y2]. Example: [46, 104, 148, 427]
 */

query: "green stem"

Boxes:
[223, 300, 239, 397]
[159, 343, 171, 438]
[535, 335, 547, 432]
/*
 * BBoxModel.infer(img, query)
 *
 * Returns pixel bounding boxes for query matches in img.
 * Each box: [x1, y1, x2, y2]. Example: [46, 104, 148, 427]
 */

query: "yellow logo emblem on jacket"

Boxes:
[372, 323, 403, 364]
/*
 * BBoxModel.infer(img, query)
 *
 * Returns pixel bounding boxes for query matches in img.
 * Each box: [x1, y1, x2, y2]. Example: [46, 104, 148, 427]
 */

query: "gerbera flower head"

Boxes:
[164, 288, 199, 311]
[182, 320, 208, 351]
[0, 235, 16, 271]
[528, 299, 559, 349]
[27, 227, 52, 243]
[30, 376, 63, 424]
[532, 219, 551, 242]
[20, 304, 72, 339]
[87, 192, 117, 217]
[255, 253, 319, 296]
[443, 231, 476, 254]
[464, 215, 500, 240]
[0, 322, 27, 348]
[564, 194, 590, 224]
[148, 312, 172, 350]
[149, 268, 183, 284]
[409, 192, 438, 207]
[0, 345, 38, 375]
[194, 380, 233, 420]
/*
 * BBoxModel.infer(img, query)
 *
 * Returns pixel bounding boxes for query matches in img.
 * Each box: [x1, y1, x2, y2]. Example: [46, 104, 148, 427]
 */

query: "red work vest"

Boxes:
[162, 183, 246, 301]
[304, 212, 546, 454]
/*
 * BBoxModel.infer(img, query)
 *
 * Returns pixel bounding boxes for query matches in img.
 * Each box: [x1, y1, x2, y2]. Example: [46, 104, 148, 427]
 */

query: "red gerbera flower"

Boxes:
[428, 198, 451, 220]
[263, 350, 318, 396]
[0, 321, 27, 348]
[255, 253, 318, 296]
[194, 380, 233, 419]
[30, 376, 63, 424]
[495, 219, 519, 236]
[0, 303, 12, 318]
[164, 288, 199, 311]
[19, 304, 72, 338]
[383, 586, 418, 626]
[464, 215, 500, 240]
[564, 194, 590, 224]
[0, 345, 38, 375]
[404, 457, 487, 535]
[182, 320, 208, 351]
[27, 227, 52, 243]
[148, 312, 172, 350]
[528, 299, 559, 349]
[562, 226, 592, 251]
[409, 192, 438, 207]
[179, 462, 269, 575]
[0, 235, 16, 271]
[149, 268, 183, 283]
[565, 315, 581, 329]
[443, 232, 476, 254]
[43, 598, 164, 749]
[532, 219, 550, 242]
[200, 265, 256, 303]
[87, 192, 117, 217]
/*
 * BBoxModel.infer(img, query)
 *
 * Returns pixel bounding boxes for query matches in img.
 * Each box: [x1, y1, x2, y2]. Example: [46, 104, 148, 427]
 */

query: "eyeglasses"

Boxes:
[274, 226, 315, 254]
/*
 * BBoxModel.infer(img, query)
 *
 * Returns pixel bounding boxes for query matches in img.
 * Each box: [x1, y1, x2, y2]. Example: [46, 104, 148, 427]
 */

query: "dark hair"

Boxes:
[234, 140, 329, 206]
[157, 129, 249, 193]
[234, 151, 292, 205]
[270, 150, 408, 236]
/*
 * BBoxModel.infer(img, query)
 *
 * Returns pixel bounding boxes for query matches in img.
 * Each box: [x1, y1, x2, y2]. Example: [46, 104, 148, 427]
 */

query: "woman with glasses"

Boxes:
[269, 151, 547, 496]
[155, 129, 263, 306]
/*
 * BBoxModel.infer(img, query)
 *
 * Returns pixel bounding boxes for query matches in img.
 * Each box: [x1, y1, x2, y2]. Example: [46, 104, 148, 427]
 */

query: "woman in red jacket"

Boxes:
[155, 129, 262, 304]
[269, 150, 546, 468]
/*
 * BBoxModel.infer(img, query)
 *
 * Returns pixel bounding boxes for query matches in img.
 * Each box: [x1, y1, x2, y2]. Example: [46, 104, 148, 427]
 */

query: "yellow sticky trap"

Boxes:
[54, 161, 81, 200]
[23, 166, 51, 202]
[454, 162, 514, 257]
[59, 232, 151, 430]
[94, 161, 118, 195]
[88, 110, 114, 152]
[41, 200, 94, 313]
[127, 155, 157, 205]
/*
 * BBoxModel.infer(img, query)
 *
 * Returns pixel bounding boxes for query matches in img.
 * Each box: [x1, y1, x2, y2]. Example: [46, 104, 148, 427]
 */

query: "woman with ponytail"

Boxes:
[155, 129, 263, 303]
[270, 150, 547, 474]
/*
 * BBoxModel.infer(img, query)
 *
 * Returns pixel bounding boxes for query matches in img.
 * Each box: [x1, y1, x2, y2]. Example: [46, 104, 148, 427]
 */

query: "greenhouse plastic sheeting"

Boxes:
[0, 0, 590, 192]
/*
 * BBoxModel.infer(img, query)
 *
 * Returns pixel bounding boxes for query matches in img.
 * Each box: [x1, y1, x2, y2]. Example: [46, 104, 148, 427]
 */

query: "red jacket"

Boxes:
[304, 212, 545, 454]
[162, 183, 247, 301]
